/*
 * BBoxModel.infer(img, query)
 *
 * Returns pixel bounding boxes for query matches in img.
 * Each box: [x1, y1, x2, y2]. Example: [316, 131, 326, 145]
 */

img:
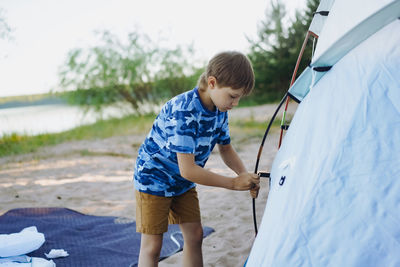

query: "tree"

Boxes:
[0, 8, 13, 60]
[0, 8, 12, 41]
[58, 30, 202, 114]
[247, 0, 320, 103]
[153, 46, 204, 100]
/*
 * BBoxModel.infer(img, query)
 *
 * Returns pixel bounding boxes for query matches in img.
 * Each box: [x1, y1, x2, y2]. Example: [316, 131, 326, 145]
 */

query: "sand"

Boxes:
[0, 103, 296, 266]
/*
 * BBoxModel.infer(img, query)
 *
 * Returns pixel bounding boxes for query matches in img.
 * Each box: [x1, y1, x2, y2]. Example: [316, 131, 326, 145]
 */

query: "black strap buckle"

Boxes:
[281, 124, 289, 130]
[258, 172, 270, 178]
[313, 66, 332, 72]
[313, 11, 329, 16]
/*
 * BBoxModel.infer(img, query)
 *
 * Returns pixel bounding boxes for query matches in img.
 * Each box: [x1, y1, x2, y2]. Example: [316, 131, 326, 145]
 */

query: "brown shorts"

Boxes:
[135, 187, 201, 234]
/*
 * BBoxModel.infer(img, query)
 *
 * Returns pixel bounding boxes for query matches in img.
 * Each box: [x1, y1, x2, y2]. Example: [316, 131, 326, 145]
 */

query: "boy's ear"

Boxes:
[207, 76, 217, 89]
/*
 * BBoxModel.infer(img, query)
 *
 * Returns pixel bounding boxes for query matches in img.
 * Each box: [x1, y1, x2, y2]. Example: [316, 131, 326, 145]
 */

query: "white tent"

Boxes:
[246, 0, 400, 266]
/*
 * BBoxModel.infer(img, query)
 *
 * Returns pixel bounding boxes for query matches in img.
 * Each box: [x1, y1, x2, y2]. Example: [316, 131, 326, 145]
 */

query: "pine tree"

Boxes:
[247, 0, 320, 103]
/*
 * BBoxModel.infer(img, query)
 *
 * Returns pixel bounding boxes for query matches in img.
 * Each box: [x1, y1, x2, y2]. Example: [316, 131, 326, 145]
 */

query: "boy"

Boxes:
[133, 51, 260, 267]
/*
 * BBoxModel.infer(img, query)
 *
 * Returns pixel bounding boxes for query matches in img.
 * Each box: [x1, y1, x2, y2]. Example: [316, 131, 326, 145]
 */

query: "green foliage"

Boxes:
[153, 46, 204, 99]
[0, 132, 60, 157]
[57, 0, 321, 111]
[58, 30, 202, 114]
[247, 0, 320, 103]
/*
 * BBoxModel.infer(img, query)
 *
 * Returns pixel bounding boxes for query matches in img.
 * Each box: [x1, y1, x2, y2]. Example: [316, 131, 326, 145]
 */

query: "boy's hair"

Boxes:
[197, 51, 255, 95]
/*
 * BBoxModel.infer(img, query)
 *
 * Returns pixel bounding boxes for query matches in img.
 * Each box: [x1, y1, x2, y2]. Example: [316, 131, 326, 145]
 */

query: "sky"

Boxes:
[0, 0, 306, 97]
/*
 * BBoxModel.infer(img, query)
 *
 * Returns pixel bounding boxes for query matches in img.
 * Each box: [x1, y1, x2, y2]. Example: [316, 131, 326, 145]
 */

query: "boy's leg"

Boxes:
[169, 188, 203, 267]
[138, 233, 163, 267]
[179, 222, 204, 267]
[136, 190, 172, 267]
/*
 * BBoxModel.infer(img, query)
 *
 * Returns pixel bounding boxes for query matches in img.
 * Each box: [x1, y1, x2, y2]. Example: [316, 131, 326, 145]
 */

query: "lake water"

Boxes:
[0, 103, 140, 137]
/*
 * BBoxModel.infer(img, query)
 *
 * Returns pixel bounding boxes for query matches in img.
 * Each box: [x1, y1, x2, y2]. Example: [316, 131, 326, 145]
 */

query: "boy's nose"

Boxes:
[232, 98, 240, 106]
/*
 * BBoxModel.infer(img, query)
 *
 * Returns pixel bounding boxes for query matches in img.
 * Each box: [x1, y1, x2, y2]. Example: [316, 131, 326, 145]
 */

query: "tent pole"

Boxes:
[278, 31, 317, 148]
[252, 31, 319, 236]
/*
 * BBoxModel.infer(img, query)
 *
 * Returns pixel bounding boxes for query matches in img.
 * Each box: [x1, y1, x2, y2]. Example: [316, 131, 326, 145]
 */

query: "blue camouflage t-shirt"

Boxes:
[133, 87, 231, 197]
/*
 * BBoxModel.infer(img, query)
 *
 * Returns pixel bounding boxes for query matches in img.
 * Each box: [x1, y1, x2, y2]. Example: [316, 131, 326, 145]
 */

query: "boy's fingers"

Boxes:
[250, 188, 259, 198]
[249, 173, 261, 196]
[250, 182, 260, 190]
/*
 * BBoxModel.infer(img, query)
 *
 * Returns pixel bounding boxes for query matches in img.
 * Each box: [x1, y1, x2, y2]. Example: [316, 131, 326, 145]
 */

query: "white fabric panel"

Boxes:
[0, 226, 44, 258]
[288, 0, 400, 102]
[308, 0, 335, 36]
[247, 19, 400, 267]
[313, 0, 396, 60]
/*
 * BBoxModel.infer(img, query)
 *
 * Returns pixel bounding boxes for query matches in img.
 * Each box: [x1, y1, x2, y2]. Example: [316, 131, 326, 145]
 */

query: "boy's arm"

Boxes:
[217, 143, 246, 175]
[177, 152, 259, 191]
[218, 143, 260, 198]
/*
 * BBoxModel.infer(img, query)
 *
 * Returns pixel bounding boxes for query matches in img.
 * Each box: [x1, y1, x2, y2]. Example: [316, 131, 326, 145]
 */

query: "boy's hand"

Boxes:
[250, 187, 259, 199]
[233, 172, 260, 192]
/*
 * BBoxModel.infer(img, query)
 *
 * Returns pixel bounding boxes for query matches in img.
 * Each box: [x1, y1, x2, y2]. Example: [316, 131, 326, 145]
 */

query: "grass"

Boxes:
[229, 118, 282, 146]
[0, 114, 156, 157]
[0, 109, 286, 158]
[78, 149, 132, 158]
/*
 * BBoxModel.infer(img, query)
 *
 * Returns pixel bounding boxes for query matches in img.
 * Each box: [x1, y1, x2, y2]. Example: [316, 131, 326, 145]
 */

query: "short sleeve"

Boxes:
[165, 110, 198, 153]
[217, 113, 231, 145]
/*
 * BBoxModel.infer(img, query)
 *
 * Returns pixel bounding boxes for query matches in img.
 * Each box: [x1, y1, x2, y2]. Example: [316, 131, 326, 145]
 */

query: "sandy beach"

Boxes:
[0, 103, 296, 266]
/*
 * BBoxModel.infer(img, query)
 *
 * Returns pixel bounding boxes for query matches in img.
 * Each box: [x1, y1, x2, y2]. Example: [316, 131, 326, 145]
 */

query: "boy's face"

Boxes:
[210, 84, 244, 112]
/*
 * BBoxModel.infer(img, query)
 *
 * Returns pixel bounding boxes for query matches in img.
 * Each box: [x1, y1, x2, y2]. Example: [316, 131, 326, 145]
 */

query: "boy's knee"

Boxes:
[140, 235, 163, 258]
[186, 225, 204, 246]
[144, 242, 162, 257]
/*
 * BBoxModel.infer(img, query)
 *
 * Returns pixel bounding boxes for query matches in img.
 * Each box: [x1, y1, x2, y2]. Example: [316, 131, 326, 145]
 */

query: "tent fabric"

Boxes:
[288, 0, 400, 102]
[313, 0, 399, 60]
[0, 208, 214, 267]
[308, 0, 334, 36]
[246, 13, 400, 267]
